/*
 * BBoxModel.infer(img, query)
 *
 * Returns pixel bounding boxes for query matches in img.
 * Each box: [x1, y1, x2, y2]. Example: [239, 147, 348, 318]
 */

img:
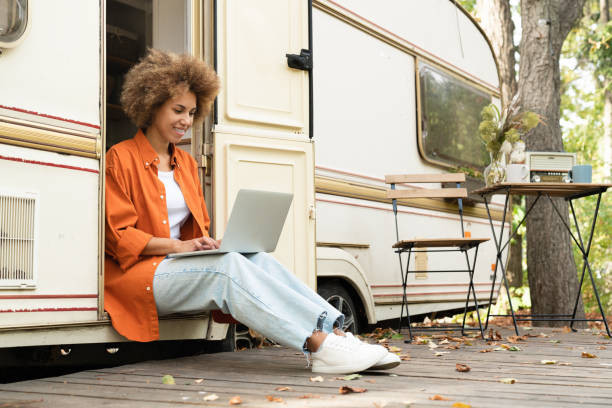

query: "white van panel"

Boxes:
[330, 0, 499, 89]
[0, 144, 98, 327]
[0, 0, 100, 128]
[314, 9, 433, 178]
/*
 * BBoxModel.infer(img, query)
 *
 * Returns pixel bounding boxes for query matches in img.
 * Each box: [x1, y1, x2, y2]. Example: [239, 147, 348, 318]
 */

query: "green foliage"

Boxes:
[561, 0, 612, 315]
[457, 0, 476, 14]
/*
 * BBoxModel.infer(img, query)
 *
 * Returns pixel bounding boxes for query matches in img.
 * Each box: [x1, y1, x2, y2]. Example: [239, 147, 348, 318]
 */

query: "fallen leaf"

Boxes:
[310, 376, 324, 382]
[389, 346, 402, 353]
[538, 332, 550, 338]
[400, 354, 411, 361]
[549, 339, 561, 344]
[391, 333, 404, 340]
[445, 344, 461, 350]
[428, 341, 439, 349]
[500, 344, 511, 350]
[562, 326, 572, 333]
[434, 351, 450, 356]
[265, 395, 283, 403]
[540, 360, 557, 365]
[275, 386, 292, 391]
[597, 346, 607, 350]
[339, 386, 367, 394]
[365, 379, 376, 383]
[559, 362, 572, 366]
[480, 348, 493, 353]
[429, 395, 451, 401]
[194, 378, 204, 384]
[378, 338, 389, 344]
[581, 352, 597, 358]
[452, 403, 472, 408]
[508, 346, 521, 351]
[203, 394, 219, 401]
[507, 335, 528, 343]
[298, 394, 320, 399]
[229, 396, 242, 405]
[342, 374, 362, 381]
[500, 378, 516, 384]
[161, 375, 175, 385]
[489, 329, 502, 341]
[456, 363, 471, 372]
[439, 339, 450, 344]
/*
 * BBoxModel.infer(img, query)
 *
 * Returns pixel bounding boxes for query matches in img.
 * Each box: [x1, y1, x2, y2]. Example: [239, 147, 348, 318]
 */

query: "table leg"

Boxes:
[397, 247, 414, 341]
[461, 245, 485, 338]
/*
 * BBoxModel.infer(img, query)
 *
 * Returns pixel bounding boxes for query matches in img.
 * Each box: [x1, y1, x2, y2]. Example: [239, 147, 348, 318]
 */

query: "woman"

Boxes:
[105, 49, 399, 374]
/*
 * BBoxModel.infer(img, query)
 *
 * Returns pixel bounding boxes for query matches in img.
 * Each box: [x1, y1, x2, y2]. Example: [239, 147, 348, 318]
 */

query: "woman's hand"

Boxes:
[175, 236, 220, 253]
[142, 236, 220, 255]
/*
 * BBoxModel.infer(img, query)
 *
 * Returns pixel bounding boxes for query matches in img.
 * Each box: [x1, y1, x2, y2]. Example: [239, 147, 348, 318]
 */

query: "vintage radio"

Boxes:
[526, 151, 576, 182]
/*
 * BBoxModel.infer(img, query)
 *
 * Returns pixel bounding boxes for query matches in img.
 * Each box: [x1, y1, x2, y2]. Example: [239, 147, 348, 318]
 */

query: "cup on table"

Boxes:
[506, 164, 529, 182]
[571, 165, 592, 183]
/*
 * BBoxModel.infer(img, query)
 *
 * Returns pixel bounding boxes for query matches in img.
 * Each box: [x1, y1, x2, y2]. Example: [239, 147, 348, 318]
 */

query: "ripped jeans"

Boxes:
[153, 252, 344, 351]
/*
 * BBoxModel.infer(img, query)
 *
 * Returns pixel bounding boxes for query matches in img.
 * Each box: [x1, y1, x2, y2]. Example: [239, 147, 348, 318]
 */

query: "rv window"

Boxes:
[0, 0, 28, 47]
[418, 62, 491, 170]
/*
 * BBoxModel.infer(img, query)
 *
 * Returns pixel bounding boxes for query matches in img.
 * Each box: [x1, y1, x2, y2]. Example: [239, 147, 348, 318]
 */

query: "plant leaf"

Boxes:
[161, 374, 175, 385]
[229, 396, 242, 405]
[339, 386, 367, 394]
[456, 363, 471, 372]
[429, 395, 451, 401]
[582, 352, 597, 358]
[452, 403, 472, 408]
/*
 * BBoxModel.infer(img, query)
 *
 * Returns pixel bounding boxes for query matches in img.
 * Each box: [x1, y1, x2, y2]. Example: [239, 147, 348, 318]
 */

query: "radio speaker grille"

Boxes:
[0, 192, 37, 288]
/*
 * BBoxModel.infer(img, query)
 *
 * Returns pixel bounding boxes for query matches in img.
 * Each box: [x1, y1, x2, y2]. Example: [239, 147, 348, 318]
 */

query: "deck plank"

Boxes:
[0, 326, 610, 407]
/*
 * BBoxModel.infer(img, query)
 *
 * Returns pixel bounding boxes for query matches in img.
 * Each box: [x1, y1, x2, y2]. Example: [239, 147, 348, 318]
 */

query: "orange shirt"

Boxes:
[105, 130, 210, 342]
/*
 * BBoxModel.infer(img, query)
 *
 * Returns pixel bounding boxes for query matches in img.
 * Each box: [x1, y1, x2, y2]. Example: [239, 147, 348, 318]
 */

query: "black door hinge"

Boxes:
[286, 49, 312, 71]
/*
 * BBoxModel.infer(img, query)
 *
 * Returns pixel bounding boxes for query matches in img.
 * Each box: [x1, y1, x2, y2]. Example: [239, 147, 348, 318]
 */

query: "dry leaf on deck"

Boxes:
[499, 378, 516, 384]
[434, 351, 450, 356]
[339, 386, 367, 394]
[559, 362, 572, 366]
[480, 348, 493, 353]
[229, 396, 242, 405]
[507, 335, 528, 343]
[365, 379, 376, 383]
[275, 386, 292, 391]
[310, 376, 324, 382]
[429, 395, 451, 401]
[428, 341, 439, 349]
[203, 394, 219, 401]
[452, 403, 472, 408]
[456, 363, 471, 372]
[597, 346, 607, 350]
[581, 352, 597, 358]
[389, 346, 402, 353]
[265, 395, 283, 403]
[489, 329, 502, 341]
[540, 360, 557, 365]
[298, 394, 320, 399]
[439, 339, 450, 345]
[400, 354, 411, 361]
[562, 326, 572, 333]
[194, 378, 204, 384]
[342, 374, 362, 381]
[161, 375, 175, 385]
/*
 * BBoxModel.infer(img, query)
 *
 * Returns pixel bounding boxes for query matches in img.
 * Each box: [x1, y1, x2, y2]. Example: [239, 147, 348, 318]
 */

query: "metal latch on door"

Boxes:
[286, 49, 312, 71]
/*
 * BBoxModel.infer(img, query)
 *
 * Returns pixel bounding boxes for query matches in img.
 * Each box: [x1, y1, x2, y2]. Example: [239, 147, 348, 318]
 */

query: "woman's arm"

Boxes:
[141, 236, 220, 255]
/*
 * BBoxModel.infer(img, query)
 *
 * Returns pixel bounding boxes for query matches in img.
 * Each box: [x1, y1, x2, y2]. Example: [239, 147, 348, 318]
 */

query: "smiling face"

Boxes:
[147, 88, 197, 147]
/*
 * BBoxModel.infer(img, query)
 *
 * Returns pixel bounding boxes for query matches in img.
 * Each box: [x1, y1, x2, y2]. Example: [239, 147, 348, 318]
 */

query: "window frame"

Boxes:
[0, 0, 30, 48]
[415, 57, 498, 172]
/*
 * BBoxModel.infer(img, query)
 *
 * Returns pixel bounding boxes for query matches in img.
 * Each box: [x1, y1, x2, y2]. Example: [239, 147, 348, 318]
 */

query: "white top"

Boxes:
[157, 170, 190, 240]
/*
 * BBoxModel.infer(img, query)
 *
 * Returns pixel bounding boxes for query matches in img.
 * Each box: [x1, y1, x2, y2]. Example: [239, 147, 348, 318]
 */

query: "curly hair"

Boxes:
[120, 49, 220, 129]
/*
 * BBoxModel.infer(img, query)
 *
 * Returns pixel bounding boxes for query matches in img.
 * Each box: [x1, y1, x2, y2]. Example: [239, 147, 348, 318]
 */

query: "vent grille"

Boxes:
[0, 192, 37, 288]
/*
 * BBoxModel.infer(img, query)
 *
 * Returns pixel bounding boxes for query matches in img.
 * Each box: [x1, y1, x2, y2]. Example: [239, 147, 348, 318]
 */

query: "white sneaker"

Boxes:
[345, 333, 401, 370]
[311, 333, 387, 374]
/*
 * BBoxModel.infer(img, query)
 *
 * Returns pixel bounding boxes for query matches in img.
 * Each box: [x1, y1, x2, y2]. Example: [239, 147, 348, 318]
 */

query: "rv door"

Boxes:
[212, 0, 315, 288]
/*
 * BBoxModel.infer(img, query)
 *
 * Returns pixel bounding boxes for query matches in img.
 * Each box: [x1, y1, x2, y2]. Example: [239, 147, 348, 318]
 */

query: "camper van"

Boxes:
[0, 0, 506, 354]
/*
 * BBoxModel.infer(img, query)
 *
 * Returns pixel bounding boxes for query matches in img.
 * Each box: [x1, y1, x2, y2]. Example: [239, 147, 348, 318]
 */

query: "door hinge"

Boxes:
[286, 49, 312, 71]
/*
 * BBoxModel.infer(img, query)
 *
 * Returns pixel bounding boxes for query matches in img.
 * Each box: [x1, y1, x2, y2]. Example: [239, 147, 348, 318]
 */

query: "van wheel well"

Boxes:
[317, 278, 367, 335]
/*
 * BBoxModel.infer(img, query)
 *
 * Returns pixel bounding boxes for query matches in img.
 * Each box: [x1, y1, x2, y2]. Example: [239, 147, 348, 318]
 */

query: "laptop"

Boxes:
[167, 189, 293, 258]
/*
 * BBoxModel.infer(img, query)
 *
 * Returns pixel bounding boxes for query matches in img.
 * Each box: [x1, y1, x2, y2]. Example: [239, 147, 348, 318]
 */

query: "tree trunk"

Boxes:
[476, 0, 523, 287]
[519, 0, 587, 326]
[600, 0, 612, 181]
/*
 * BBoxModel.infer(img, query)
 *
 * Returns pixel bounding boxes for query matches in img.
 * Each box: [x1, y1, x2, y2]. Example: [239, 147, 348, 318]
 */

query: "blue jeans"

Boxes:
[153, 252, 344, 351]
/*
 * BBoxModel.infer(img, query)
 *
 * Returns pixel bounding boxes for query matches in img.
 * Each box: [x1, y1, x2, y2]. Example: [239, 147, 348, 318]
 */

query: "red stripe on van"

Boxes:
[0, 307, 97, 313]
[0, 155, 99, 174]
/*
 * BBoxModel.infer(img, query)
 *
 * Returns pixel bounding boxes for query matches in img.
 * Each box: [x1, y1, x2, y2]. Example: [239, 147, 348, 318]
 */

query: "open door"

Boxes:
[213, 0, 315, 288]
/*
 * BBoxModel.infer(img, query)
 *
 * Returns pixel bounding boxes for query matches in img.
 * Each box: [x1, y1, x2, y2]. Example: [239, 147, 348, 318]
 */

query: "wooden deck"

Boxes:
[1, 326, 611, 407]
